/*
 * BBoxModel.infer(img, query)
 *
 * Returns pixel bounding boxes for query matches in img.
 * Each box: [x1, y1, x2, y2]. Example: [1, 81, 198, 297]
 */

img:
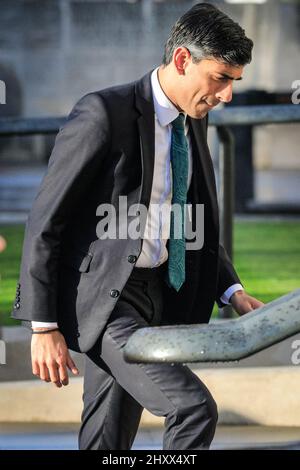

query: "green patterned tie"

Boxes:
[165, 113, 189, 291]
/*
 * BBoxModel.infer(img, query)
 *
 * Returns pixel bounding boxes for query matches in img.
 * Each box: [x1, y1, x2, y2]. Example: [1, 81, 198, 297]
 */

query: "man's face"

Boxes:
[173, 51, 244, 119]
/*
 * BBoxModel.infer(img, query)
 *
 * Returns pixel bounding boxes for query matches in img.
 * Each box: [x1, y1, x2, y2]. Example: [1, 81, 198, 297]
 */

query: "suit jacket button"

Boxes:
[15, 303, 20, 309]
[110, 289, 120, 298]
[127, 255, 137, 264]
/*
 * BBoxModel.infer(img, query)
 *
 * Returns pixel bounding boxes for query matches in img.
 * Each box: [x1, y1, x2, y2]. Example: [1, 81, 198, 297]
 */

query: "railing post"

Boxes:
[217, 126, 235, 319]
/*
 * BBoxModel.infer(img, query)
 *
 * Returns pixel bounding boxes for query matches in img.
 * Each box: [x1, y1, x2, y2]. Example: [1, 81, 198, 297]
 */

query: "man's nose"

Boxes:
[216, 82, 233, 103]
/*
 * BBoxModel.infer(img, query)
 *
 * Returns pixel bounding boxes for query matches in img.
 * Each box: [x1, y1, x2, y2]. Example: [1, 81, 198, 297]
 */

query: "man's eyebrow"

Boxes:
[219, 73, 243, 81]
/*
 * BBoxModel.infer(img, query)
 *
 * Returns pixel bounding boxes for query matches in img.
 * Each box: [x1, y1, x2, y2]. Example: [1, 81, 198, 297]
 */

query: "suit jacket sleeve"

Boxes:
[11, 92, 111, 323]
[215, 243, 243, 308]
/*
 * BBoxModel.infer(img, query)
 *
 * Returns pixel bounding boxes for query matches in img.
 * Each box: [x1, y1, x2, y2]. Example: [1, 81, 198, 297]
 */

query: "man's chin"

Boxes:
[192, 109, 209, 119]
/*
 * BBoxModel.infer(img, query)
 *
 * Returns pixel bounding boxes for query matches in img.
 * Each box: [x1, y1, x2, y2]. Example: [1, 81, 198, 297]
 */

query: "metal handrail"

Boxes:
[0, 117, 65, 136]
[123, 289, 300, 364]
[0, 105, 299, 136]
[210, 104, 300, 126]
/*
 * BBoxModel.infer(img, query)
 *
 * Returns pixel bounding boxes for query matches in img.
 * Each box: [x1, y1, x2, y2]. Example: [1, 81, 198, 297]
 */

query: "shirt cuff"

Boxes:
[31, 321, 59, 328]
[220, 284, 244, 305]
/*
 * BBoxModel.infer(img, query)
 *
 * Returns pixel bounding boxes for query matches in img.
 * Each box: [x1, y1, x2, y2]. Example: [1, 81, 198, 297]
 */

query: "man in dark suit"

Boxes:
[12, 3, 263, 449]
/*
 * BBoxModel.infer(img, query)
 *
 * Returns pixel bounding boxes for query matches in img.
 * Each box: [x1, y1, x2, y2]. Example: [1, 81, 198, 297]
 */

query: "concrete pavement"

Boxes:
[0, 423, 300, 450]
[1, 366, 300, 427]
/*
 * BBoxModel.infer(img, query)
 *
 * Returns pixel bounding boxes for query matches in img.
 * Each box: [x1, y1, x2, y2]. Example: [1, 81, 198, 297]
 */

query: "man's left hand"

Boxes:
[230, 290, 265, 316]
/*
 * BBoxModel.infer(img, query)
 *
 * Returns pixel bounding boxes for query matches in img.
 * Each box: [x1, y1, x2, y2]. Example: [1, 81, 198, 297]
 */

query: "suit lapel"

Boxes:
[135, 72, 155, 209]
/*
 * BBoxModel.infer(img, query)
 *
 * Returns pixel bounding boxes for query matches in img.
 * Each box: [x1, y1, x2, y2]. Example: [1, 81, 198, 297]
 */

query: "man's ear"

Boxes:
[173, 47, 191, 75]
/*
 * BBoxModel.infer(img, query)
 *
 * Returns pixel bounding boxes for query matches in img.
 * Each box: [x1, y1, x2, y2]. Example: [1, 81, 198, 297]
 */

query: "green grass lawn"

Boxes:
[0, 224, 25, 325]
[0, 221, 299, 326]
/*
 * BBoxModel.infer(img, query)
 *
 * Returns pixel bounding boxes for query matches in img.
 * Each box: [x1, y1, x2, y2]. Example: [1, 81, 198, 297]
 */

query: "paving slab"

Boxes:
[0, 423, 300, 450]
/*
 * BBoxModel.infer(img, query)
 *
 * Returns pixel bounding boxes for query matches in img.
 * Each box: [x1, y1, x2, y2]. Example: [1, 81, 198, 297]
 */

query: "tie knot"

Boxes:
[171, 113, 185, 131]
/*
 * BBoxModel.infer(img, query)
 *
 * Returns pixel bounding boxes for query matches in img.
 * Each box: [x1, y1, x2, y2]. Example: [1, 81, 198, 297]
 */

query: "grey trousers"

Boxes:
[78, 264, 218, 450]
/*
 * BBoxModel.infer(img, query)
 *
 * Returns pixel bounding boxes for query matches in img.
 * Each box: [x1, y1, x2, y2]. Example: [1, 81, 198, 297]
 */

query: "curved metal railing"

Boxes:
[123, 289, 300, 363]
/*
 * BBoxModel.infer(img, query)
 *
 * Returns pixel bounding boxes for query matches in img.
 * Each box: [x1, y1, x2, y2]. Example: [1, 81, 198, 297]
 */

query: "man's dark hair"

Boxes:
[163, 3, 253, 67]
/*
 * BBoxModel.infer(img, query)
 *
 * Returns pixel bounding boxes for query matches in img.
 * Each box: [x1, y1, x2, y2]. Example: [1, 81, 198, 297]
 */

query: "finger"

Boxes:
[245, 302, 254, 312]
[239, 302, 253, 315]
[251, 300, 264, 309]
[32, 360, 40, 378]
[66, 355, 79, 375]
[39, 363, 51, 382]
[58, 362, 69, 386]
[48, 362, 62, 388]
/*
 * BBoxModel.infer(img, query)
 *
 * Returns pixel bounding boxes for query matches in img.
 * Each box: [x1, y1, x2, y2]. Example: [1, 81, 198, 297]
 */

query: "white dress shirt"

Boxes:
[32, 68, 242, 329]
[135, 67, 192, 268]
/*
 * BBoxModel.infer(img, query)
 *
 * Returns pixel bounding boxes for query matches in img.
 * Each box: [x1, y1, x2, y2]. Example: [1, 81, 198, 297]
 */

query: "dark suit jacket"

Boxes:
[11, 70, 241, 353]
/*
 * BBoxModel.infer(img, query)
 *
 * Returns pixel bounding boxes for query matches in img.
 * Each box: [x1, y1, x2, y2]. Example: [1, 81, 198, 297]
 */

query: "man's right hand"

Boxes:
[31, 329, 79, 388]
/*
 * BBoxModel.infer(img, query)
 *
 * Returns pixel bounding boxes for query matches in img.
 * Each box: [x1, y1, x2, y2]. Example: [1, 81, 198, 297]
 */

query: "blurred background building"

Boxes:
[0, 0, 299, 214]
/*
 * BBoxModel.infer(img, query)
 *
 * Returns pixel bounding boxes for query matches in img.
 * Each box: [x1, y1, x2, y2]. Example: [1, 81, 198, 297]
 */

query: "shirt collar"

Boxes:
[151, 67, 187, 127]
